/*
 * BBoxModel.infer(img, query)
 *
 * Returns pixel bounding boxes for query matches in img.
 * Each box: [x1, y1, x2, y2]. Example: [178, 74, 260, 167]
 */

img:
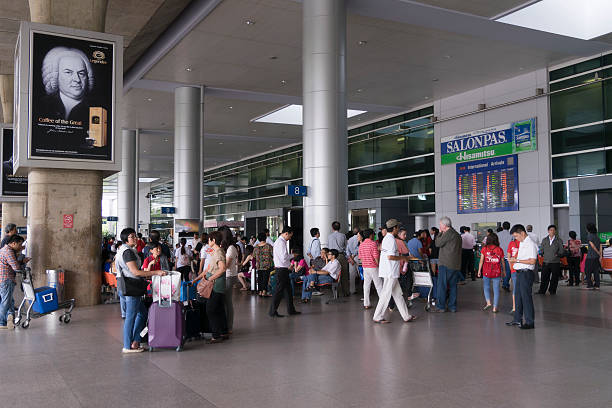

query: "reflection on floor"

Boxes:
[1, 280, 611, 408]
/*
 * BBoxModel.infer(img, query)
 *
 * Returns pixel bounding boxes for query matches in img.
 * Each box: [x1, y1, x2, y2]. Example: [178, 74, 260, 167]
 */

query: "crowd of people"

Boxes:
[90, 216, 610, 351]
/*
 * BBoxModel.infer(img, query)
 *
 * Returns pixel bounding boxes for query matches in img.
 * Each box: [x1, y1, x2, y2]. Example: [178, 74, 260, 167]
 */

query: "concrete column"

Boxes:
[28, 169, 102, 306]
[117, 129, 137, 234]
[414, 216, 427, 231]
[1, 202, 27, 231]
[174, 86, 202, 220]
[302, 0, 347, 248]
[25, 0, 108, 306]
[0, 74, 13, 123]
[28, 0, 108, 31]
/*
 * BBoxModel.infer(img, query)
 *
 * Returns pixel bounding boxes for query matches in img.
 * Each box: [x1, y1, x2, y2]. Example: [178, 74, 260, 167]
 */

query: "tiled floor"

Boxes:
[1, 279, 611, 407]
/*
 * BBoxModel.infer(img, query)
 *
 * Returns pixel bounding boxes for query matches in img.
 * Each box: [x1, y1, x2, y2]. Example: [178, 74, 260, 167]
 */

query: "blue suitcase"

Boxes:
[180, 280, 199, 302]
[32, 287, 59, 314]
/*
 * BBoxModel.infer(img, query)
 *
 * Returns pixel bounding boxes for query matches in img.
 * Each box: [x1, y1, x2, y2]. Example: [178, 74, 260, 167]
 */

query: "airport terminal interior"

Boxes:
[1, 0, 612, 407]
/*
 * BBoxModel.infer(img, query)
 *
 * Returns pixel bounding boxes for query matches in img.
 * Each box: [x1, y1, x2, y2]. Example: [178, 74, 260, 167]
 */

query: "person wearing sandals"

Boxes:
[116, 228, 166, 354]
[253, 232, 274, 297]
[372, 219, 417, 324]
[193, 231, 228, 343]
[477, 232, 506, 313]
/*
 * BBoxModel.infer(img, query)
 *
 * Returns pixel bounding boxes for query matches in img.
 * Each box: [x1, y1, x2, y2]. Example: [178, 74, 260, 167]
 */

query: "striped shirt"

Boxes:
[359, 239, 380, 268]
[0, 245, 21, 283]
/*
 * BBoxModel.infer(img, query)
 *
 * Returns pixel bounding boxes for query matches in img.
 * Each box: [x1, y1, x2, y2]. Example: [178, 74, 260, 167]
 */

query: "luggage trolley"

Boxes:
[14, 267, 75, 329]
[407, 259, 436, 312]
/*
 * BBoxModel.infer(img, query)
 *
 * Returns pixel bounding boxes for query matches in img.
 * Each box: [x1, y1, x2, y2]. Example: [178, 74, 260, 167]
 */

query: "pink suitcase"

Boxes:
[148, 276, 184, 352]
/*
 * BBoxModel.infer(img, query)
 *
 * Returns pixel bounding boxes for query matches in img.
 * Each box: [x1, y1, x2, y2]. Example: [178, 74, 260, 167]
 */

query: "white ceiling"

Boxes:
[2, 0, 611, 179]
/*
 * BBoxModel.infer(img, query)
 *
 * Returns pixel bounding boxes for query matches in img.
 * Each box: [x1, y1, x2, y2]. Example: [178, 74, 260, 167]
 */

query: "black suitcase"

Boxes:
[184, 301, 210, 341]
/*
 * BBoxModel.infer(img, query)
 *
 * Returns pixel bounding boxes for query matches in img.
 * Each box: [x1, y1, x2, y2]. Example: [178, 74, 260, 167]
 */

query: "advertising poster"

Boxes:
[441, 118, 536, 165]
[29, 31, 114, 161]
[1, 128, 28, 197]
[456, 155, 519, 214]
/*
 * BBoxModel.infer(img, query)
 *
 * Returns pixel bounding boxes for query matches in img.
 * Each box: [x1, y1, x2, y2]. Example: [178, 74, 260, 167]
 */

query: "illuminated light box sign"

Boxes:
[457, 155, 519, 214]
[441, 118, 536, 165]
[13, 22, 122, 175]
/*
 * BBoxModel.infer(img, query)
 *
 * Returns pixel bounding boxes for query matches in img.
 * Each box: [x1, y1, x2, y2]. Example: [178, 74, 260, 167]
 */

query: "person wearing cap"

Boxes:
[373, 219, 417, 324]
[432, 216, 462, 313]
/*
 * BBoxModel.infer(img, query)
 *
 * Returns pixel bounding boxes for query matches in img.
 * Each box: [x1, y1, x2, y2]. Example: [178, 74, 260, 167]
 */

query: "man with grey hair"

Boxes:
[0, 224, 17, 249]
[432, 216, 462, 313]
[41, 46, 94, 120]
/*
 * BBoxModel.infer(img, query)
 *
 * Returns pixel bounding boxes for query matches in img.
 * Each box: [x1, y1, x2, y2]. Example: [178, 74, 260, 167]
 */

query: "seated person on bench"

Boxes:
[302, 248, 329, 300]
[302, 249, 340, 302]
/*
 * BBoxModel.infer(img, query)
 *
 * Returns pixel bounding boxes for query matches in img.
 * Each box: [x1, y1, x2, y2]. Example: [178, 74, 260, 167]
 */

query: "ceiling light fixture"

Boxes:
[432, 78, 439, 82]
[228, 106, 233, 110]
[280, 80, 287, 85]
[218, 142, 224, 145]
[358, 40, 367, 45]
[356, 88, 363, 93]
[424, 96, 430, 100]
[145, 97, 152, 102]
[444, 55, 452, 59]
[253, 104, 366, 126]
[245, 19, 255, 25]
[164, 138, 169, 142]
[185, 67, 192, 72]
[496, 0, 612, 40]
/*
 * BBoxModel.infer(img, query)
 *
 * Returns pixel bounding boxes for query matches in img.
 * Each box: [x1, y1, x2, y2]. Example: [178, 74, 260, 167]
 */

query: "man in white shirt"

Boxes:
[506, 224, 538, 330]
[306, 227, 321, 265]
[269, 226, 300, 318]
[497, 222, 514, 291]
[327, 221, 347, 254]
[346, 228, 360, 294]
[304, 249, 341, 293]
[265, 229, 275, 246]
[460, 226, 476, 282]
[373, 219, 417, 324]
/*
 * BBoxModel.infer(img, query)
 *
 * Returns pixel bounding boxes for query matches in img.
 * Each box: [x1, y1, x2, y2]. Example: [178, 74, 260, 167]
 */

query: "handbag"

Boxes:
[197, 278, 214, 299]
[117, 273, 148, 297]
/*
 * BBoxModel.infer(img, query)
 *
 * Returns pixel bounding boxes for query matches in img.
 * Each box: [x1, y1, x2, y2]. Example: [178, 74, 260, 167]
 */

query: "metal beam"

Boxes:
[132, 79, 405, 113]
[123, 0, 222, 93]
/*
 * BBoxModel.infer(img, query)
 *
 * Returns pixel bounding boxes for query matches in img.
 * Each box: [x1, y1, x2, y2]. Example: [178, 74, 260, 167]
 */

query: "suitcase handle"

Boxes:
[42, 293, 54, 302]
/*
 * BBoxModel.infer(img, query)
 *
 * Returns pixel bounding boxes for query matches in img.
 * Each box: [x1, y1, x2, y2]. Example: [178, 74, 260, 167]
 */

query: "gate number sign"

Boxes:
[286, 185, 307, 197]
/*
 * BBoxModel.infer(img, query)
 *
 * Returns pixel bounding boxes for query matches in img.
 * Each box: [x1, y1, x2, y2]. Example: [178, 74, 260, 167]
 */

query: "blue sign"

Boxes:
[287, 185, 307, 197]
[106, 216, 118, 221]
[456, 155, 519, 214]
[161, 207, 176, 214]
[17, 227, 27, 235]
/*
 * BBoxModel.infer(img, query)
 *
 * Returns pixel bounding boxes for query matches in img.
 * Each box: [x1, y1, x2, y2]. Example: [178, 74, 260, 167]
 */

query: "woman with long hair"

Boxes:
[218, 227, 238, 334]
[477, 232, 506, 313]
[237, 245, 254, 291]
[193, 231, 227, 343]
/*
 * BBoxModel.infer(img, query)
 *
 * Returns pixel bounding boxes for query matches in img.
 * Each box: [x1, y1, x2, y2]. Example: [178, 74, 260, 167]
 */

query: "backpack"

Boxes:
[484, 246, 502, 277]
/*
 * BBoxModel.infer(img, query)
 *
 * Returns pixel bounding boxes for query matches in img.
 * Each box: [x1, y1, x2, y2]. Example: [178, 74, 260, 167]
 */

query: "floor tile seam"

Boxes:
[147, 359, 220, 407]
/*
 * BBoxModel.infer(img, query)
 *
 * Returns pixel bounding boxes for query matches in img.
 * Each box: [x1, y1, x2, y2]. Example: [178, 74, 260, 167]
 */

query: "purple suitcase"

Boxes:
[148, 276, 184, 352]
[148, 302, 184, 351]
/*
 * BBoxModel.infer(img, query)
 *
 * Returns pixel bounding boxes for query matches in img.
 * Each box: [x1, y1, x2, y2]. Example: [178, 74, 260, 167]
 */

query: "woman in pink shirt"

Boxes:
[358, 229, 382, 309]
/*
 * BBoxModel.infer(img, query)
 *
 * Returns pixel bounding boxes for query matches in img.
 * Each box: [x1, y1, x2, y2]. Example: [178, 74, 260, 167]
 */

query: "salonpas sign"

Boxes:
[441, 118, 536, 165]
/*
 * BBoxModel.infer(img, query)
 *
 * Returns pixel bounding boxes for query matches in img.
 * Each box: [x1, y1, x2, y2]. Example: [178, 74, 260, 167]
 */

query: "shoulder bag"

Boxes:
[197, 278, 214, 299]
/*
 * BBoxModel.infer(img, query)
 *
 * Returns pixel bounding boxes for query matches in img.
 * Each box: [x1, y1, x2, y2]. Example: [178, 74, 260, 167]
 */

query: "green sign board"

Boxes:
[441, 118, 537, 165]
[598, 232, 612, 243]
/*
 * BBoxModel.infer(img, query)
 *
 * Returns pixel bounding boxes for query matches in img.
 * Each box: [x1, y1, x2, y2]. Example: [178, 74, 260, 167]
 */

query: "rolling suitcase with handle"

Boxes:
[148, 274, 184, 352]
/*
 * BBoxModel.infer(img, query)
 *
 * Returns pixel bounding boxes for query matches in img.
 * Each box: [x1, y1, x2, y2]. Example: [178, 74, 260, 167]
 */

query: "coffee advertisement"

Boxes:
[29, 31, 114, 161]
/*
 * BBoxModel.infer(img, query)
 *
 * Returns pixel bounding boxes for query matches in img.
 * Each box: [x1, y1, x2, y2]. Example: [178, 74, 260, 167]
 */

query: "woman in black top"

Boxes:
[585, 223, 601, 289]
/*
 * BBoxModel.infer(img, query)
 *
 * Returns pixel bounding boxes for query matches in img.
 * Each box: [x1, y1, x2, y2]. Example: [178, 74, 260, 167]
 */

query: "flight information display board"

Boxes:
[456, 155, 518, 214]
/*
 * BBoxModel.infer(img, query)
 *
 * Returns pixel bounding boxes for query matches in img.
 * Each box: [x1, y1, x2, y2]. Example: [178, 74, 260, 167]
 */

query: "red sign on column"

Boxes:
[63, 214, 74, 228]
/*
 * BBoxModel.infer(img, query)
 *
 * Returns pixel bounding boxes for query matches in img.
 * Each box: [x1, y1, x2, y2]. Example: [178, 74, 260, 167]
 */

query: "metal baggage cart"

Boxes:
[14, 267, 75, 329]
[407, 259, 436, 311]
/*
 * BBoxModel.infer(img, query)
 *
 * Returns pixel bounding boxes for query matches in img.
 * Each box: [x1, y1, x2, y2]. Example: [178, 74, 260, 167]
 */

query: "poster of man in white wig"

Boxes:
[30, 32, 114, 161]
